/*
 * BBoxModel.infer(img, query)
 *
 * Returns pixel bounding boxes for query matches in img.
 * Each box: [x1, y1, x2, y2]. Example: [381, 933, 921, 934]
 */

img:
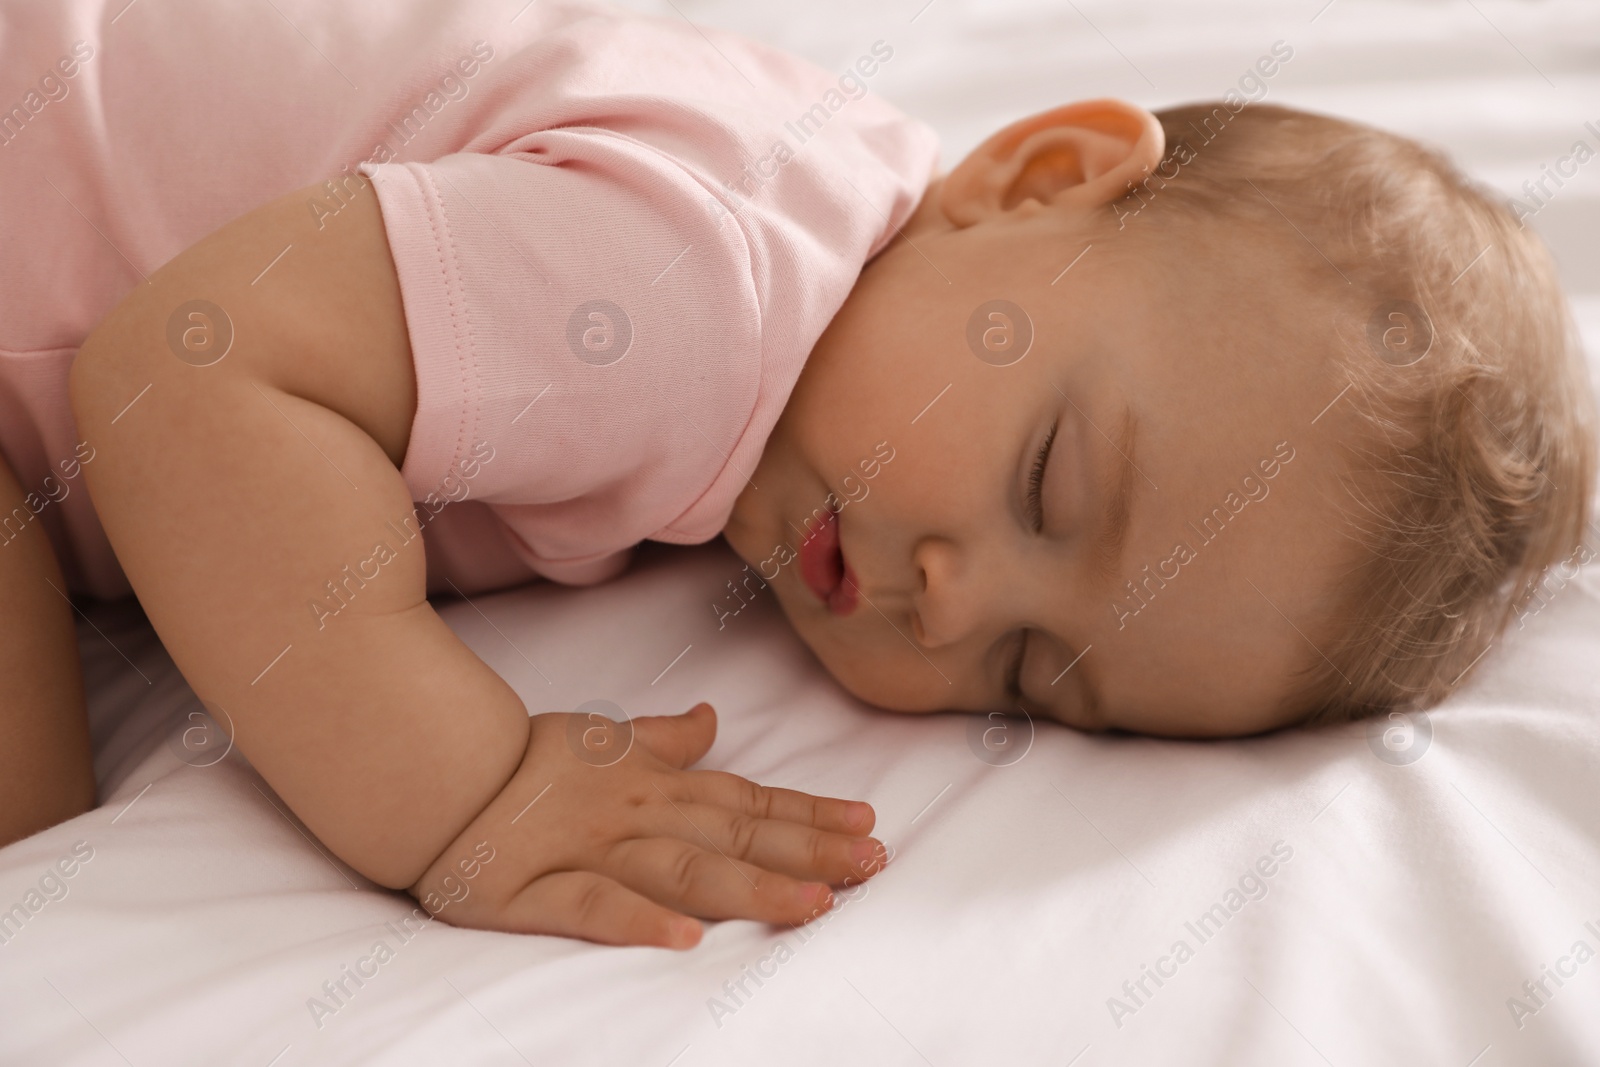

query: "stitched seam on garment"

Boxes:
[414, 162, 478, 493]
[0, 344, 81, 357]
[497, 126, 768, 543]
[654, 157, 766, 541]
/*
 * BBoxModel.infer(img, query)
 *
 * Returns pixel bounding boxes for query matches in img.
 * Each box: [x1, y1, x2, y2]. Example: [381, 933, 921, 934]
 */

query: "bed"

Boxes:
[4, 0, 1599, 1063]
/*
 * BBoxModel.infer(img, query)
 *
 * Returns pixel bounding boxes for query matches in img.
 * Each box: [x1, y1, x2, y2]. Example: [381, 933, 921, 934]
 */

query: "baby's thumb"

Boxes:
[631, 702, 717, 769]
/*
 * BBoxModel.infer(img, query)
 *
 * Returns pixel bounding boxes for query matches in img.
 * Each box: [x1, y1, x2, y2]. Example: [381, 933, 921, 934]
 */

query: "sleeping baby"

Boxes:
[2, 0, 1592, 951]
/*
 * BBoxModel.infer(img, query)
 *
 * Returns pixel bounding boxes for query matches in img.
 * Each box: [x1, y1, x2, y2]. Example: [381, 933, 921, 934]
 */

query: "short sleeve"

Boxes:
[361, 133, 765, 578]
[358, 58, 938, 585]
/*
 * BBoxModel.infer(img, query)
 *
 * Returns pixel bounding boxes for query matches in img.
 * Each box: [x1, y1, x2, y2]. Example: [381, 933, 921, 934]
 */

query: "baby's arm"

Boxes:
[70, 183, 528, 887]
[69, 182, 883, 940]
[0, 451, 95, 846]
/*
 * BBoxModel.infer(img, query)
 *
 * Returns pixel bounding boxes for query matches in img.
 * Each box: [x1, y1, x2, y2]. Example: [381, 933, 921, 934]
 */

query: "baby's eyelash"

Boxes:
[1005, 629, 1028, 699]
[1025, 420, 1058, 533]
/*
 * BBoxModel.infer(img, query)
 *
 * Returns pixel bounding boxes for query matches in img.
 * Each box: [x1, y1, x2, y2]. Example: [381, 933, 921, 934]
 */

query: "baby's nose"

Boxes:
[910, 539, 986, 648]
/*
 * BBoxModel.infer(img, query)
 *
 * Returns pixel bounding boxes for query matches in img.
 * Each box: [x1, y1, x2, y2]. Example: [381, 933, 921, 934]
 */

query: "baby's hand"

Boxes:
[408, 703, 887, 948]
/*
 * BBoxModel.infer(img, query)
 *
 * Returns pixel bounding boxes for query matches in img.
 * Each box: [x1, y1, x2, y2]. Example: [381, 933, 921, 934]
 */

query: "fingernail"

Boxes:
[852, 838, 886, 868]
[798, 882, 832, 908]
[672, 917, 701, 947]
[846, 803, 871, 829]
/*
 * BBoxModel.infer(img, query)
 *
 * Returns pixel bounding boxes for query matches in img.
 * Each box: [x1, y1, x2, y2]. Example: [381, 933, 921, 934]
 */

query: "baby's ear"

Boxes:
[939, 99, 1164, 226]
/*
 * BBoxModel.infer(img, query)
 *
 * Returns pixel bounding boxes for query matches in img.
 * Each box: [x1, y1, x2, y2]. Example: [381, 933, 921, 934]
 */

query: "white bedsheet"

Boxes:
[4, 1, 1599, 1064]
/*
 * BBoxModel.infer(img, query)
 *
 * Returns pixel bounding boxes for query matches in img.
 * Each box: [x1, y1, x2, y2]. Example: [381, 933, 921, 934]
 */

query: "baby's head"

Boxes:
[724, 99, 1597, 738]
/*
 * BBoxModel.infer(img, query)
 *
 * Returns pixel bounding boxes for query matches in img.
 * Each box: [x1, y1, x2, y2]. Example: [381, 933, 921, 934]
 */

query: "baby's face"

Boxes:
[725, 124, 1358, 738]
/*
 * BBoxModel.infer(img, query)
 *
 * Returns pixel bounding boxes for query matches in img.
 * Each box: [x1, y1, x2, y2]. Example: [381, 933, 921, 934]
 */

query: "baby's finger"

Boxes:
[497, 869, 703, 950]
[603, 837, 836, 926]
[679, 768, 876, 835]
[647, 801, 886, 884]
[629, 702, 717, 769]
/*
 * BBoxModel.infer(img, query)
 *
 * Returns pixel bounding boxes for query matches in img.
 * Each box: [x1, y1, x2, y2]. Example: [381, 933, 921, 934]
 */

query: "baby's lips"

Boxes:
[827, 559, 859, 615]
[798, 508, 843, 602]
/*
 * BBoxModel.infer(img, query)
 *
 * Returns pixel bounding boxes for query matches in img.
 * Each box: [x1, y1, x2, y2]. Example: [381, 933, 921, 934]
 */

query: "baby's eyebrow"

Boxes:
[1094, 406, 1139, 586]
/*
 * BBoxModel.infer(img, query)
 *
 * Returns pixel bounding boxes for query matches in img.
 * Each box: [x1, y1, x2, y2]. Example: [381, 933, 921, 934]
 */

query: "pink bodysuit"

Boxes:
[0, 0, 939, 599]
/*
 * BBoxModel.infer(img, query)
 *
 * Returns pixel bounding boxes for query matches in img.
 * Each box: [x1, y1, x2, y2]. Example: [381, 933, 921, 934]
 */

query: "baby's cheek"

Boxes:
[820, 633, 952, 713]
[764, 565, 961, 712]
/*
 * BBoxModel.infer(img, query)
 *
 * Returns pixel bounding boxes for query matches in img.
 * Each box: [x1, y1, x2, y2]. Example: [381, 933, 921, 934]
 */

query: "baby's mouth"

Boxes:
[798, 506, 858, 616]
